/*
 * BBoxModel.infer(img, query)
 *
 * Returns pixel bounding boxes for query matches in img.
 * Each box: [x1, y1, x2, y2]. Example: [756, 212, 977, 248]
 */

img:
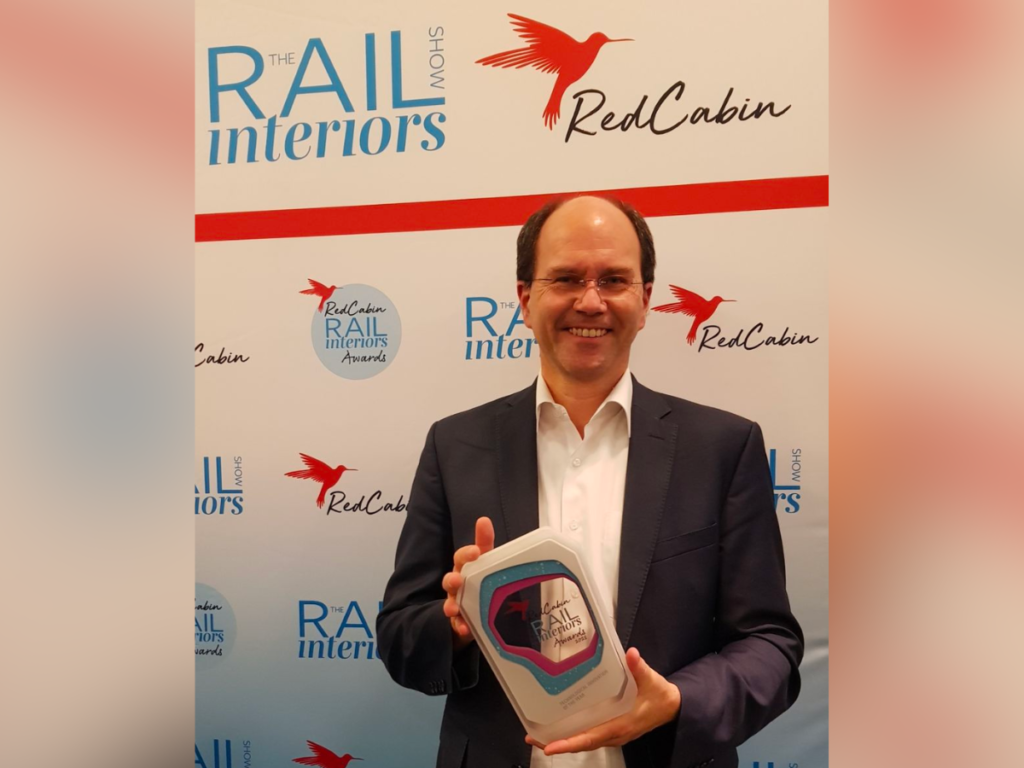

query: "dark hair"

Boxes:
[516, 196, 656, 284]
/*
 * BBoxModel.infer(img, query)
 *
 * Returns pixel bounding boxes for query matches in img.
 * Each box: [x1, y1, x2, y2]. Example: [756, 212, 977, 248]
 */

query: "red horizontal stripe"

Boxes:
[195, 175, 828, 243]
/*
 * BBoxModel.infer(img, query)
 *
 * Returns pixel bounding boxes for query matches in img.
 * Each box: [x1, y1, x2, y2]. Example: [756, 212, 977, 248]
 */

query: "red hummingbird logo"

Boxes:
[505, 599, 531, 620]
[653, 286, 736, 345]
[292, 741, 363, 768]
[285, 454, 357, 508]
[301, 279, 338, 312]
[476, 13, 632, 129]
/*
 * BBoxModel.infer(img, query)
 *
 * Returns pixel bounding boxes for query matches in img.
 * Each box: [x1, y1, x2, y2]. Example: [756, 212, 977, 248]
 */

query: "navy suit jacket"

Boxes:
[377, 378, 803, 768]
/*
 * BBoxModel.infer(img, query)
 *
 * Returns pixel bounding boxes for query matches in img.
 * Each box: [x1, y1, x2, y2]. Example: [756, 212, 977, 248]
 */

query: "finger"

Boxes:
[627, 647, 657, 687]
[625, 647, 648, 679]
[443, 595, 461, 618]
[442, 571, 463, 595]
[476, 517, 495, 554]
[452, 616, 471, 636]
[544, 719, 627, 755]
[453, 545, 481, 571]
[544, 731, 599, 755]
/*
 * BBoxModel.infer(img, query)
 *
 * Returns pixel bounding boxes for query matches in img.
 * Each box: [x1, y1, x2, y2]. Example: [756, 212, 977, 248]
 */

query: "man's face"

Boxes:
[517, 197, 652, 386]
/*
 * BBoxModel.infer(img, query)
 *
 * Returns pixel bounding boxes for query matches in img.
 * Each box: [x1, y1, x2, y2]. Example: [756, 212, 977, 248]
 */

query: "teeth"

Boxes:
[568, 328, 609, 338]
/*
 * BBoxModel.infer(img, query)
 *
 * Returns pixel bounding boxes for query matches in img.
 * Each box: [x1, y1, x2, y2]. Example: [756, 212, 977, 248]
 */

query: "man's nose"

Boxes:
[574, 282, 607, 313]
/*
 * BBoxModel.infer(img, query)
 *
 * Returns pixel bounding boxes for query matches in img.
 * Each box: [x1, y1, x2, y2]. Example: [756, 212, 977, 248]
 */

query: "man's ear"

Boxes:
[516, 281, 533, 329]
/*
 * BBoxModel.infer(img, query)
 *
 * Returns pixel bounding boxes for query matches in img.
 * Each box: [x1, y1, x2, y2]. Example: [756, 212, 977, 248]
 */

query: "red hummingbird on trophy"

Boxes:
[476, 13, 632, 129]
[505, 599, 531, 620]
[285, 454, 357, 508]
[653, 286, 736, 345]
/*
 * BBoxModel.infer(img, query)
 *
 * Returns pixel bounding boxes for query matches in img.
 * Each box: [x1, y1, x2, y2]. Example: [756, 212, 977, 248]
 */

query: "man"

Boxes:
[377, 196, 803, 768]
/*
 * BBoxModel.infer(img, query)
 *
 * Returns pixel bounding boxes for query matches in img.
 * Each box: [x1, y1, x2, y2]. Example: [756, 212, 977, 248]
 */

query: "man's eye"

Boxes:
[553, 276, 577, 285]
[603, 276, 629, 286]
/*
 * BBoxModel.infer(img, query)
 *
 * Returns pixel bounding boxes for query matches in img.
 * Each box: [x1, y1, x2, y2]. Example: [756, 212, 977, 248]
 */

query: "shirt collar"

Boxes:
[535, 370, 633, 437]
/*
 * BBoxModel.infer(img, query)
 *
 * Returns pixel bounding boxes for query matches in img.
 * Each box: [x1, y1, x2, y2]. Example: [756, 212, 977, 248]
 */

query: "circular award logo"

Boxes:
[195, 583, 237, 669]
[311, 284, 402, 380]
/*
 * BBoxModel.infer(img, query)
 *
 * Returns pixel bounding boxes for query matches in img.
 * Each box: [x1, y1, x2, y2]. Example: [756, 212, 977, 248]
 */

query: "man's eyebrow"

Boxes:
[543, 266, 637, 276]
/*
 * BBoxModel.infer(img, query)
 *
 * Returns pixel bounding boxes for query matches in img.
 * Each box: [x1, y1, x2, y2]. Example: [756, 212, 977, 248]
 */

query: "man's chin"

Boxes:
[555, 358, 623, 384]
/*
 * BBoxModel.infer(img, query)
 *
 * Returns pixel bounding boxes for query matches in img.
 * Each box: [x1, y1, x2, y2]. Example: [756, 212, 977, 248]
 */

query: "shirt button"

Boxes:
[569, 520, 580, 531]
[572, 457, 582, 467]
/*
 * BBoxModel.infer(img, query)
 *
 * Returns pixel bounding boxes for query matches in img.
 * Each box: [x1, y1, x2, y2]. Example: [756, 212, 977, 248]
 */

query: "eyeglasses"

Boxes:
[531, 275, 645, 298]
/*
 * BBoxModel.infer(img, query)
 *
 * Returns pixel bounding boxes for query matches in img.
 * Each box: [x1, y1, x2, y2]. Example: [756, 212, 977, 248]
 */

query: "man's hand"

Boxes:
[526, 648, 682, 755]
[441, 517, 495, 651]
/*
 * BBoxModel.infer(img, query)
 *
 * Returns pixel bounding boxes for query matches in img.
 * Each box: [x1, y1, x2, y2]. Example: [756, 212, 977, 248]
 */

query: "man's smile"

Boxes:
[566, 328, 611, 338]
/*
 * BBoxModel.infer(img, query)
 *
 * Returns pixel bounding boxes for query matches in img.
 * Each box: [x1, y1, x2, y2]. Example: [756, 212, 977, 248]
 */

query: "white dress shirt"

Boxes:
[529, 371, 632, 768]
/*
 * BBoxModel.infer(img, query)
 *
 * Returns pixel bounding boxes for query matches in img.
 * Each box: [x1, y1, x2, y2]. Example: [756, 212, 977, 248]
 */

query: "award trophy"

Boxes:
[458, 527, 637, 744]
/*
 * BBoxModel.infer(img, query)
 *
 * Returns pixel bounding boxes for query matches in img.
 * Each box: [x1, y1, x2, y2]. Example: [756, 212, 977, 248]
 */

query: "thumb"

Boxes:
[476, 517, 495, 554]
[626, 647, 652, 683]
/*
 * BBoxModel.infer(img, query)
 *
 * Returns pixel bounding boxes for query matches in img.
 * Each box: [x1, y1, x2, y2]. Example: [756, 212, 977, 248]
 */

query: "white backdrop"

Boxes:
[196, 2, 828, 767]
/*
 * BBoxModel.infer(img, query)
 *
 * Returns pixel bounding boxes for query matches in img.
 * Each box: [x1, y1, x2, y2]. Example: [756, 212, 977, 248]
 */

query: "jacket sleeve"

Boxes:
[664, 421, 804, 756]
[376, 422, 481, 696]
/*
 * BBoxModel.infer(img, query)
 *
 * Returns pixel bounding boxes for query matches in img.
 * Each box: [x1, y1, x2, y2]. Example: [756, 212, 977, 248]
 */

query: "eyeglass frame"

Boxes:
[528, 275, 647, 298]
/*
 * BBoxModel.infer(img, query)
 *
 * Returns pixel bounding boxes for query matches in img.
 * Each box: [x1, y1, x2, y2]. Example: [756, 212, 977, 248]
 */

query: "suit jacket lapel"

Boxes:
[616, 378, 678, 648]
[495, 382, 540, 546]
